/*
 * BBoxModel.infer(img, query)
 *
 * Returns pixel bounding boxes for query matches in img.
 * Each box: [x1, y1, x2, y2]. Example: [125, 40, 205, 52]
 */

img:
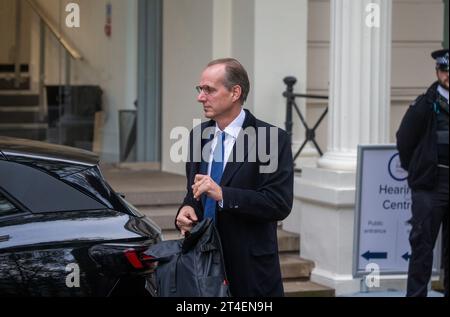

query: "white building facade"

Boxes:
[2, 0, 446, 295]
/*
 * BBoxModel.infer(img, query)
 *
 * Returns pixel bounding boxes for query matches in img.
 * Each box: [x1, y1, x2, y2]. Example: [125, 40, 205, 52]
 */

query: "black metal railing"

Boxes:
[283, 76, 329, 163]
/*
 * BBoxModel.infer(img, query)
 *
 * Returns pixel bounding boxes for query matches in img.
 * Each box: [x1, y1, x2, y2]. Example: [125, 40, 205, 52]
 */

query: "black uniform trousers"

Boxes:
[407, 167, 449, 297]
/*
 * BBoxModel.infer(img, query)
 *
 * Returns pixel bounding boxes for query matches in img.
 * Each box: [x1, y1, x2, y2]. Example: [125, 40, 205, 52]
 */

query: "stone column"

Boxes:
[318, 0, 392, 171]
[297, 0, 392, 295]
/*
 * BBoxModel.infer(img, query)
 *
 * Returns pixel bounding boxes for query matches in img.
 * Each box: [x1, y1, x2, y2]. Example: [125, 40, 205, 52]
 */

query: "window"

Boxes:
[0, 192, 20, 217]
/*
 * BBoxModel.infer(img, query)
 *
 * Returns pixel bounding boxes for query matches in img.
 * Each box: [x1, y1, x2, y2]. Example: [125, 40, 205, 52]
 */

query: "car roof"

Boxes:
[0, 136, 99, 166]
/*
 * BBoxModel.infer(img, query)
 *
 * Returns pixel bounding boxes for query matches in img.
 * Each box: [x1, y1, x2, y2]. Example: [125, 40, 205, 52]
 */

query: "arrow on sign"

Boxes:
[402, 252, 411, 261]
[362, 251, 388, 261]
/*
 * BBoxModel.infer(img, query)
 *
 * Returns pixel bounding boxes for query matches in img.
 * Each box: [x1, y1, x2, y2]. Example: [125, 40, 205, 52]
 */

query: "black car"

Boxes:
[0, 137, 162, 296]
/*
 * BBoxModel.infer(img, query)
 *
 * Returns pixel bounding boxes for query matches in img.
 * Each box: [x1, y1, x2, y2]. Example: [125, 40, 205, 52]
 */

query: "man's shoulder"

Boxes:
[416, 82, 439, 106]
[253, 117, 273, 128]
[410, 83, 439, 110]
[411, 94, 427, 108]
[253, 118, 289, 140]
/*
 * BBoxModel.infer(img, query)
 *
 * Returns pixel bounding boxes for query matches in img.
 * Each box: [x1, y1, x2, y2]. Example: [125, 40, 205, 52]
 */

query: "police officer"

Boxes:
[397, 49, 449, 297]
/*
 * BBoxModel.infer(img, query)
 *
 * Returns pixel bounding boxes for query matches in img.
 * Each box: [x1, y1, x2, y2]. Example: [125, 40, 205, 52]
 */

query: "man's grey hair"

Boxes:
[207, 58, 250, 104]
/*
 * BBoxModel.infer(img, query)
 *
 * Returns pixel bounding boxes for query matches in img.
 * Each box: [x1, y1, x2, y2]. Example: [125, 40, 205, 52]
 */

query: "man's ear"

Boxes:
[232, 85, 242, 103]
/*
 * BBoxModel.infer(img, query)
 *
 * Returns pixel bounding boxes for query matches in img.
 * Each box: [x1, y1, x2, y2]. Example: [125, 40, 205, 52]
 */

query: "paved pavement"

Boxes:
[341, 290, 444, 297]
[100, 163, 185, 193]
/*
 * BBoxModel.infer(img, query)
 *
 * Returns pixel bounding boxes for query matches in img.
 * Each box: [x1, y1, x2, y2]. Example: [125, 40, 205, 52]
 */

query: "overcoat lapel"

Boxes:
[220, 110, 257, 186]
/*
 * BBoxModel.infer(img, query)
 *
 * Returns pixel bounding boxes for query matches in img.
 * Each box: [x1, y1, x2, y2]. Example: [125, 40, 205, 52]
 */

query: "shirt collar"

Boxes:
[438, 85, 449, 103]
[215, 108, 246, 139]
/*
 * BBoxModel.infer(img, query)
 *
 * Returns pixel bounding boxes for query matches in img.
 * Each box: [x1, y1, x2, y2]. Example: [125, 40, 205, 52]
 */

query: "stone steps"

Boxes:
[0, 87, 46, 141]
[0, 123, 47, 141]
[277, 229, 300, 253]
[136, 208, 333, 296]
[123, 191, 186, 207]
[0, 92, 39, 106]
[139, 203, 297, 252]
[159, 230, 311, 278]
[0, 76, 30, 90]
[138, 205, 297, 252]
[102, 169, 187, 207]
[279, 253, 314, 279]
[0, 64, 29, 73]
[0, 106, 40, 123]
[142, 202, 300, 258]
[139, 205, 179, 230]
[432, 275, 445, 293]
[159, 228, 300, 253]
[283, 280, 335, 297]
[157, 228, 333, 296]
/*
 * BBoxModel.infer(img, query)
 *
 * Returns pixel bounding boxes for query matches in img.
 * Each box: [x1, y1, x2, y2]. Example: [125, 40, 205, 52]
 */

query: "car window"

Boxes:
[0, 160, 106, 213]
[7, 155, 88, 178]
[0, 192, 20, 217]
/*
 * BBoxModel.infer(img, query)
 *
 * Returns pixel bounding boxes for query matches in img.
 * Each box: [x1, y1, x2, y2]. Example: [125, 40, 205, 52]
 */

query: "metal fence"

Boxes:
[283, 76, 329, 164]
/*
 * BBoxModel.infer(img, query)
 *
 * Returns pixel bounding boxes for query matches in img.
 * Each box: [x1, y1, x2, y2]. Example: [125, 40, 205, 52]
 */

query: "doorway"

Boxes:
[136, 0, 162, 163]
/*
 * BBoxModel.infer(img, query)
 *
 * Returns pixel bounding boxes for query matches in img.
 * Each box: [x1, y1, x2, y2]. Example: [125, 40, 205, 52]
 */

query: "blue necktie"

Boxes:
[203, 132, 225, 221]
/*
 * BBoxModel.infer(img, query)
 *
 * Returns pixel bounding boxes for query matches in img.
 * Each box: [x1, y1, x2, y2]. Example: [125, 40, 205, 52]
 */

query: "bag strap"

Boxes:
[169, 253, 181, 294]
[212, 224, 230, 288]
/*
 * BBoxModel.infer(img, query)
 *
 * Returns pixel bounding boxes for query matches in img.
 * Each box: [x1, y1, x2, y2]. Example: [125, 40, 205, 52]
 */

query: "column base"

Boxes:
[310, 269, 361, 296]
[296, 166, 357, 294]
[317, 150, 357, 171]
[311, 269, 410, 296]
[292, 142, 320, 170]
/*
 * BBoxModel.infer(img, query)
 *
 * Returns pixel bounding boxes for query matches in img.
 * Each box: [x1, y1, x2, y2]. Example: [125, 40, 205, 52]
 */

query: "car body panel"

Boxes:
[0, 209, 161, 296]
[0, 210, 159, 250]
[0, 244, 116, 296]
[0, 137, 162, 296]
[0, 136, 98, 166]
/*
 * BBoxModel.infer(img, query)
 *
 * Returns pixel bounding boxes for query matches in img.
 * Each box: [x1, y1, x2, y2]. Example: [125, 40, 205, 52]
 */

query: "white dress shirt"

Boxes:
[207, 108, 246, 176]
[207, 109, 246, 208]
[438, 85, 449, 103]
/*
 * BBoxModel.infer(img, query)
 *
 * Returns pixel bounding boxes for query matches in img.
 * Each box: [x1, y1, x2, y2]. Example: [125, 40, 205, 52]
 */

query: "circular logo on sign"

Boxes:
[388, 153, 408, 181]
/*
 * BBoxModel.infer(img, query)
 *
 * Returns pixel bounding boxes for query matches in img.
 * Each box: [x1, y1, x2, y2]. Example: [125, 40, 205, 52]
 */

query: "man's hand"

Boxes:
[192, 174, 223, 202]
[176, 206, 198, 236]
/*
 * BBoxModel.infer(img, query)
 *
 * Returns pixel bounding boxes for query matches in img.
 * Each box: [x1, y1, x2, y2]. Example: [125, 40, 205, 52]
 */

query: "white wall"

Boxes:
[161, 0, 214, 175]
[30, 0, 138, 161]
[0, 0, 31, 64]
[390, 0, 444, 138]
[161, 0, 308, 175]
[306, 0, 331, 152]
[230, 0, 255, 114]
[253, 0, 307, 130]
[212, 0, 232, 59]
[307, 0, 445, 150]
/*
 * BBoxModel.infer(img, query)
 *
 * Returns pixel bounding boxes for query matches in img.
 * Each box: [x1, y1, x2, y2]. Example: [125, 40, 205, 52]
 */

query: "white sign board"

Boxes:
[353, 145, 441, 276]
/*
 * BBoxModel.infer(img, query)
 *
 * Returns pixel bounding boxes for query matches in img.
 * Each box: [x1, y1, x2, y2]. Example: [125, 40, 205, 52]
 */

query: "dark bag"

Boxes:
[144, 218, 231, 297]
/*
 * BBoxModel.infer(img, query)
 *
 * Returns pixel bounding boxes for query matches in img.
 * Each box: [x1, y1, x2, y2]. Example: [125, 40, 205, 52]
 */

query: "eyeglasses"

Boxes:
[195, 85, 217, 95]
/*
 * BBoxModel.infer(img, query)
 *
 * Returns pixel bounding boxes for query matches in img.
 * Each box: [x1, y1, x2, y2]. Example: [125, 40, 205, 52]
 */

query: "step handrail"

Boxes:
[25, 0, 82, 60]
